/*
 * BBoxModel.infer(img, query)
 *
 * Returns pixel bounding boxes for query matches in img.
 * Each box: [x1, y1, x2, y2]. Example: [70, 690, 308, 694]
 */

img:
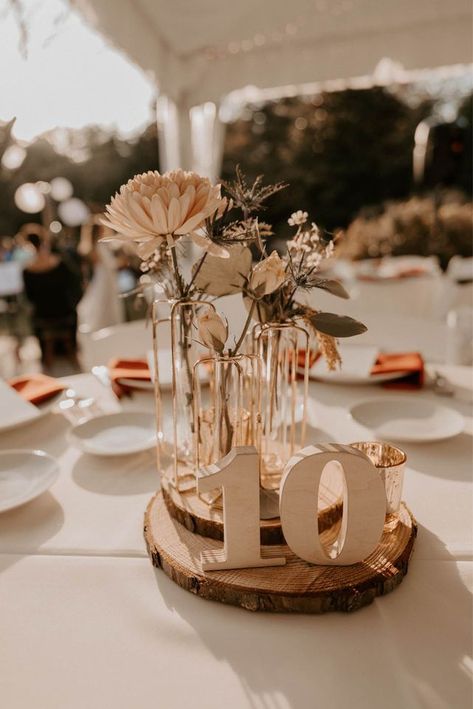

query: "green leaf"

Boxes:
[193, 244, 252, 297]
[309, 312, 367, 338]
[310, 278, 350, 299]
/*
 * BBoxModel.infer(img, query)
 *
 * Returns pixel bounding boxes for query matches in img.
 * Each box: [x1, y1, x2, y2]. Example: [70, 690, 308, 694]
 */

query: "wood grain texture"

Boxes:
[161, 466, 344, 545]
[144, 492, 417, 614]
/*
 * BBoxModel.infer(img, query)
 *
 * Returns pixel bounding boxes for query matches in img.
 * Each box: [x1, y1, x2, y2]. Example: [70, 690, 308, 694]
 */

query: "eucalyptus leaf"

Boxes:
[310, 278, 350, 299]
[309, 312, 367, 338]
[193, 244, 252, 297]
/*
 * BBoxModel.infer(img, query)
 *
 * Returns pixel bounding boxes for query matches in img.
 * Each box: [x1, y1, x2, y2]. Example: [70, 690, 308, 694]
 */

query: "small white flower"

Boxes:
[197, 310, 228, 353]
[325, 241, 335, 257]
[288, 210, 308, 227]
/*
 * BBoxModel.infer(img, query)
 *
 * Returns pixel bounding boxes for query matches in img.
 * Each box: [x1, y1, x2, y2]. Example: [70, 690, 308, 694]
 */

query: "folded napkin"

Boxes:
[297, 349, 319, 369]
[372, 352, 424, 390]
[304, 349, 424, 389]
[108, 358, 151, 398]
[9, 373, 66, 405]
[358, 267, 427, 282]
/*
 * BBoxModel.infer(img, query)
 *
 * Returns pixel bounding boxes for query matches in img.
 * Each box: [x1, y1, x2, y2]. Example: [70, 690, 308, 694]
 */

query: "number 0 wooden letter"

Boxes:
[197, 446, 286, 571]
[279, 444, 386, 565]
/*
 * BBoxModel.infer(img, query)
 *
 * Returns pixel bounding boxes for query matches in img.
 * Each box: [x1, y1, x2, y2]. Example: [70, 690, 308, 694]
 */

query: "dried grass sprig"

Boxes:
[222, 165, 287, 216]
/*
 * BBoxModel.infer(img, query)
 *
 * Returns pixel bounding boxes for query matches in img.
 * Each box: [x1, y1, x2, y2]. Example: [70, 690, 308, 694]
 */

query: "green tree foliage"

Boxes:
[221, 88, 435, 235]
[0, 122, 159, 234]
[1, 86, 471, 244]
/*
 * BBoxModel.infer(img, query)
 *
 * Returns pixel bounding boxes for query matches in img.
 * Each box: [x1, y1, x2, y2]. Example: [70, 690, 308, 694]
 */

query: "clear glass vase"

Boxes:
[254, 321, 310, 489]
[193, 353, 262, 472]
[152, 298, 215, 491]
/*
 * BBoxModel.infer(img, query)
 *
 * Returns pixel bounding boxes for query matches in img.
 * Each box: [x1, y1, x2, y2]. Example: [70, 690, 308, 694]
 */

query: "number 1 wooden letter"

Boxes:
[197, 447, 286, 571]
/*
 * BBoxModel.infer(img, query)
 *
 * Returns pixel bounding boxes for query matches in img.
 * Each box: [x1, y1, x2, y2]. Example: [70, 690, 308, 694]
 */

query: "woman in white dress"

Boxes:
[77, 216, 124, 333]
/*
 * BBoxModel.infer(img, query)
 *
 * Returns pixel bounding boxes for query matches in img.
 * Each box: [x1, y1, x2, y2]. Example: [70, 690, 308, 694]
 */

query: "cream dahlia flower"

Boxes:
[101, 170, 228, 258]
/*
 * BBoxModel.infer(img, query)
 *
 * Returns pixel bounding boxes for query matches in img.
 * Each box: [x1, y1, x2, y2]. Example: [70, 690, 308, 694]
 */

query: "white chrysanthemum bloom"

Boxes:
[197, 310, 228, 353]
[101, 170, 229, 259]
[288, 210, 308, 227]
[250, 250, 287, 296]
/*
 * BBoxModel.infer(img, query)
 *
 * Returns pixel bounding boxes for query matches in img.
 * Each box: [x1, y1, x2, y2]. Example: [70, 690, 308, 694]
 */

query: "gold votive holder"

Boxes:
[350, 441, 406, 529]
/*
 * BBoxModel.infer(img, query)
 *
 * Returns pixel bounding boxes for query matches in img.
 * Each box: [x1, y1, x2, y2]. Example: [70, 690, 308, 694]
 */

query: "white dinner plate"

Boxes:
[0, 449, 59, 512]
[350, 398, 464, 442]
[145, 349, 209, 390]
[310, 370, 411, 385]
[0, 391, 64, 434]
[68, 411, 157, 456]
[115, 349, 209, 392]
[302, 343, 411, 385]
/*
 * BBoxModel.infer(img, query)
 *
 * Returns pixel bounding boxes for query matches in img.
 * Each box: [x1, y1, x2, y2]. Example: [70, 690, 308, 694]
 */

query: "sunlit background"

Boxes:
[1, 0, 154, 141]
[0, 0, 472, 376]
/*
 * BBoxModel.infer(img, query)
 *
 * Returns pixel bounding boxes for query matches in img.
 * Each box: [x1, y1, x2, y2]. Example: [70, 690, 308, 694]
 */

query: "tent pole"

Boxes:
[156, 94, 193, 171]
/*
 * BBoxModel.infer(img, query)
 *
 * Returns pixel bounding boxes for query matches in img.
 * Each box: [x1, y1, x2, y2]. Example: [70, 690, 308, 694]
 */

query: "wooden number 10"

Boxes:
[197, 444, 386, 571]
[198, 447, 286, 571]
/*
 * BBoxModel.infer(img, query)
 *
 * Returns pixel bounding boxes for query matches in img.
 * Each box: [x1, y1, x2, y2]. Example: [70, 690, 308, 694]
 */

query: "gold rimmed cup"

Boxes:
[350, 441, 406, 529]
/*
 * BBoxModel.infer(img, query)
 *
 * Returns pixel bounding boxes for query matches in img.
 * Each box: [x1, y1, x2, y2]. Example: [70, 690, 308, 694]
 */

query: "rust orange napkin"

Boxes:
[108, 358, 151, 398]
[303, 349, 424, 389]
[371, 352, 424, 389]
[9, 373, 66, 405]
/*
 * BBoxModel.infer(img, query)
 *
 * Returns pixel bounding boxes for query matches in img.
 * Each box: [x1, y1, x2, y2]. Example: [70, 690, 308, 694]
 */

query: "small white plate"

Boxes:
[0, 449, 59, 512]
[350, 398, 464, 442]
[69, 411, 156, 456]
[0, 391, 64, 434]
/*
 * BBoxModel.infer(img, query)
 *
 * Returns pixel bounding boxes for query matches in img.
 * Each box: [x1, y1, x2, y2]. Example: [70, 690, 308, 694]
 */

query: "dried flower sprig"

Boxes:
[222, 165, 287, 217]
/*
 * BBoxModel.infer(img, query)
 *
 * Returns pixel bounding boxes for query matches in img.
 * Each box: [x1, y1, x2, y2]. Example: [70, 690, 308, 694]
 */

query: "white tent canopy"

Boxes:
[75, 0, 472, 176]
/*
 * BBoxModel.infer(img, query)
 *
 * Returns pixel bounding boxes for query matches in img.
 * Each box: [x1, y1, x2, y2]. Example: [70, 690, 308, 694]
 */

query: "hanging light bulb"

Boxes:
[1, 145, 26, 170]
[50, 176, 73, 201]
[14, 183, 46, 213]
[58, 198, 90, 226]
[49, 220, 62, 234]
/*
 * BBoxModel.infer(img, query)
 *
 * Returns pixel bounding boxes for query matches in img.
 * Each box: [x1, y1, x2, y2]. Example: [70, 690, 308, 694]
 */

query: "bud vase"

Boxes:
[193, 353, 261, 476]
[152, 298, 215, 491]
[254, 321, 310, 488]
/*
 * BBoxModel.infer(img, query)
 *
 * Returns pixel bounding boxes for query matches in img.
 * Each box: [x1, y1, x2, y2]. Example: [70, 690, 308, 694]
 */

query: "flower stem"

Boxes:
[185, 251, 208, 296]
[166, 234, 185, 298]
[230, 298, 256, 356]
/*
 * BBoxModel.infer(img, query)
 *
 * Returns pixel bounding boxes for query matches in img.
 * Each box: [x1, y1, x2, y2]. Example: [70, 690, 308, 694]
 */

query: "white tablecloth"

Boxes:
[1, 368, 472, 709]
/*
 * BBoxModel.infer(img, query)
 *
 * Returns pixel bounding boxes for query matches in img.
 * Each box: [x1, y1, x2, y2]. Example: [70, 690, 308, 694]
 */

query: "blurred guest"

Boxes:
[0, 236, 15, 261]
[22, 225, 82, 370]
[77, 215, 124, 332]
[12, 226, 36, 263]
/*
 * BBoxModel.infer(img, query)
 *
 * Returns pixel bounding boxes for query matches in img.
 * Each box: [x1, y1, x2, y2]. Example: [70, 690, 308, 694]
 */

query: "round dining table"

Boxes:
[0, 365, 472, 709]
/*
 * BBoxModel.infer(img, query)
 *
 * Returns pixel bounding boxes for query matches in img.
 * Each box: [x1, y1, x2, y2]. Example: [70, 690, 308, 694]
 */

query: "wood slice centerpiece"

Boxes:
[160, 467, 344, 545]
[144, 491, 417, 614]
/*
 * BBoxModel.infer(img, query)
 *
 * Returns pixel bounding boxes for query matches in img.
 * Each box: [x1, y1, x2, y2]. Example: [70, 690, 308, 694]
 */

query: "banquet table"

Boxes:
[1, 367, 472, 709]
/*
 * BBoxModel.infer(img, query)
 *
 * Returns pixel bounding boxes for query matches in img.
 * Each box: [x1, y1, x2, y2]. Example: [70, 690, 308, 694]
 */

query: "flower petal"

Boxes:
[191, 233, 229, 258]
[175, 211, 206, 235]
[167, 197, 181, 233]
[150, 195, 168, 233]
[136, 238, 162, 259]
